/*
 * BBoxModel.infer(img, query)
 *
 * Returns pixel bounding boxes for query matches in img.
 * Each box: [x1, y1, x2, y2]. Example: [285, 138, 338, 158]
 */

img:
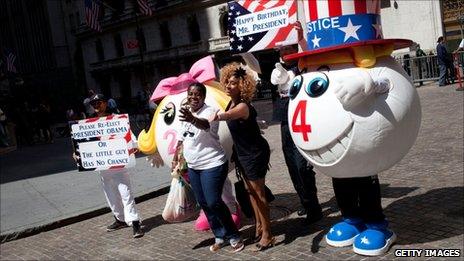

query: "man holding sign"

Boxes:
[72, 94, 144, 238]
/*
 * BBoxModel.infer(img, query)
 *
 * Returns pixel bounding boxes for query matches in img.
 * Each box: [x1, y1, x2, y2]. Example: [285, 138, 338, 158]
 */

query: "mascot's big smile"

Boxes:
[305, 122, 353, 165]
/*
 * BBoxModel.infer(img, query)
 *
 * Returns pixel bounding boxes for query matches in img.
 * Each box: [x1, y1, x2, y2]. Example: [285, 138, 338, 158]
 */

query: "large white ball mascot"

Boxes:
[274, 0, 421, 256]
[138, 56, 240, 230]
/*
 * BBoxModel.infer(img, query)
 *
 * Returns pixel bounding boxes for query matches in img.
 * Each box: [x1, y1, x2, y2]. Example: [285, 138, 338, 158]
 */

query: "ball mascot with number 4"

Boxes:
[273, 0, 421, 256]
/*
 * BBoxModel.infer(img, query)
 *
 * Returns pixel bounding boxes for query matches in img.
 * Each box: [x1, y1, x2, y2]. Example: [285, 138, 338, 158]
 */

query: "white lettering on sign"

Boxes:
[236, 5, 289, 37]
[307, 17, 340, 33]
[78, 139, 131, 169]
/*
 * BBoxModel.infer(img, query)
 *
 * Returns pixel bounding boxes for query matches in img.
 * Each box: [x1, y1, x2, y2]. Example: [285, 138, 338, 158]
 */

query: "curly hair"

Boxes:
[219, 62, 256, 103]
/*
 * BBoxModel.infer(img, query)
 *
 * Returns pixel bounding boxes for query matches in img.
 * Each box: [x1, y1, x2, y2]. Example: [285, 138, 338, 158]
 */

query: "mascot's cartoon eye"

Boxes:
[160, 102, 176, 125]
[306, 74, 329, 98]
[289, 75, 303, 100]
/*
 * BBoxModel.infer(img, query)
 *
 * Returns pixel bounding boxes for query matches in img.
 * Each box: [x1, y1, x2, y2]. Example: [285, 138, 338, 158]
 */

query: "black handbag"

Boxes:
[234, 177, 254, 218]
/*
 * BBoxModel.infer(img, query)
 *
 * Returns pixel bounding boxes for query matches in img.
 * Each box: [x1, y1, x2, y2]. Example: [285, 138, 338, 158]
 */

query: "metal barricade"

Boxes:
[453, 51, 464, 89]
[396, 52, 464, 86]
[395, 55, 440, 84]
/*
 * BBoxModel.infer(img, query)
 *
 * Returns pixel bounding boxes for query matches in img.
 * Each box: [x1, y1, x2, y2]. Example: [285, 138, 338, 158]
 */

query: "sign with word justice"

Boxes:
[70, 114, 136, 171]
[228, 0, 297, 53]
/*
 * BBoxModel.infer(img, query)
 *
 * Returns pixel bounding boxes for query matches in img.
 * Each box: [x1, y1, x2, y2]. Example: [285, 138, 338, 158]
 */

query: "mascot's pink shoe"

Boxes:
[194, 211, 210, 231]
[194, 206, 242, 231]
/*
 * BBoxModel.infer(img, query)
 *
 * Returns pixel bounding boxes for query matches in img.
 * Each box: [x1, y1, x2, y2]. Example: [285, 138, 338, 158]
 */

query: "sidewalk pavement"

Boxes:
[0, 126, 172, 240]
[0, 83, 462, 260]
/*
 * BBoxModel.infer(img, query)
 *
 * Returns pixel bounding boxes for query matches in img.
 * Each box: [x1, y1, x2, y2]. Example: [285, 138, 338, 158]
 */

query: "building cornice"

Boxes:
[76, 0, 227, 39]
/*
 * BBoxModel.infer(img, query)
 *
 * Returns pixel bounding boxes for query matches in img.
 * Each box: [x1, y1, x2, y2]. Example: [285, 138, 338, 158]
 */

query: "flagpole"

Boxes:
[134, 11, 148, 85]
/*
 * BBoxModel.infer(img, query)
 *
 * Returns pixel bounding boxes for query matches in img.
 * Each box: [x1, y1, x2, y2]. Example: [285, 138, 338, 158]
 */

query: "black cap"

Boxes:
[90, 94, 106, 104]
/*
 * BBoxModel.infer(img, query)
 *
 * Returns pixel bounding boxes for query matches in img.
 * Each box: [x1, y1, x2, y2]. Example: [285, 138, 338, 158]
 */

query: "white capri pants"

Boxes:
[100, 169, 140, 224]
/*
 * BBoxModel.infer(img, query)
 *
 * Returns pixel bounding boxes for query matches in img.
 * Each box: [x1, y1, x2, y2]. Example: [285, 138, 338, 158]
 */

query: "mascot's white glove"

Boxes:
[271, 63, 295, 96]
[271, 63, 289, 85]
[334, 70, 392, 110]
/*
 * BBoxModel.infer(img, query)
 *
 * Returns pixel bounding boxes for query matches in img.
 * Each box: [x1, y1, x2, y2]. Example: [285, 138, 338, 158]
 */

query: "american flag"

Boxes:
[137, 0, 153, 16]
[84, 0, 102, 32]
[5, 50, 17, 73]
[228, 0, 297, 53]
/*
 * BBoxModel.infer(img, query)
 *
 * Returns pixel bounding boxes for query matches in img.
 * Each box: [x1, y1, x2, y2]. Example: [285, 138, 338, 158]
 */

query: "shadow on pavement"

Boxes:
[385, 186, 464, 245]
[0, 137, 76, 184]
[0, 136, 150, 184]
[142, 214, 166, 234]
[262, 184, 422, 254]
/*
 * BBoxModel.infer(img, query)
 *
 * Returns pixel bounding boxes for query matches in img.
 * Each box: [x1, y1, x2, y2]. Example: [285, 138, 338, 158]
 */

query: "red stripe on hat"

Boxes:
[308, 0, 318, 21]
[354, 0, 367, 14]
[328, 0, 342, 17]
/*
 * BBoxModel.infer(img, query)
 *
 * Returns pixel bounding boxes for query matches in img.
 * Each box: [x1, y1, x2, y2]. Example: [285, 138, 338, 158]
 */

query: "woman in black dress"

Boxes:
[211, 63, 274, 251]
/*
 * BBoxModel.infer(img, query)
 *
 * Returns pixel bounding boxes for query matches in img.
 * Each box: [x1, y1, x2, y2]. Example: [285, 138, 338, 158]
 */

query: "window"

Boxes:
[136, 28, 147, 52]
[380, 0, 391, 8]
[112, 0, 125, 19]
[220, 12, 228, 37]
[114, 34, 124, 57]
[187, 14, 201, 42]
[75, 11, 80, 26]
[154, 0, 168, 9]
[96, 39, 105, 61]
[160, 21, 172, 48]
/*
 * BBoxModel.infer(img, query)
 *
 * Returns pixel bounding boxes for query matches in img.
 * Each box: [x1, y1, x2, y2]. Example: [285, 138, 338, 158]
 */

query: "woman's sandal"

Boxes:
[251, 237, 276, 252]
[251, 235, 261, 244]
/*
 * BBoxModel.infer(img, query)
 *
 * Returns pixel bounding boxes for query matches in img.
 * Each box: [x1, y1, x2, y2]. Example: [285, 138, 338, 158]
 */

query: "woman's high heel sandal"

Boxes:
[251, 235, 261, 244]
[251, 237, 276, 252]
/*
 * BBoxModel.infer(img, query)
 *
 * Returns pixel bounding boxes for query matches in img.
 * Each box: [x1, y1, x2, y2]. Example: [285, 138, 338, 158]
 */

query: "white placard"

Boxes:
[78, 139, 134, 169]
[236, 5, 289, 37]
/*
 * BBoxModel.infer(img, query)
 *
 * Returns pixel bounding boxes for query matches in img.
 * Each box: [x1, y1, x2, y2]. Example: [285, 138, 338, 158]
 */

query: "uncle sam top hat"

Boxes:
[285, 0, 412, 61]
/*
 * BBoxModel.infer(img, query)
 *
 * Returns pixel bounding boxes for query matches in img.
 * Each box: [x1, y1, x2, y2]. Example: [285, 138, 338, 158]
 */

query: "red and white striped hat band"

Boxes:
[304, 0, 380, 22]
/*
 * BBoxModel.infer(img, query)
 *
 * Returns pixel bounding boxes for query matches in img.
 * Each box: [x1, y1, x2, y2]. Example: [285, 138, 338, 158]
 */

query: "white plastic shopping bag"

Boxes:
[162, 175, 199, 223]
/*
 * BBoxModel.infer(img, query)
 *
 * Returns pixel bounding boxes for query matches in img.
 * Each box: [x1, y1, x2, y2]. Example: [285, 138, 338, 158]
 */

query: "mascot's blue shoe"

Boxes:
[326, 218, 366, 247]
[353, 221, 397, 256]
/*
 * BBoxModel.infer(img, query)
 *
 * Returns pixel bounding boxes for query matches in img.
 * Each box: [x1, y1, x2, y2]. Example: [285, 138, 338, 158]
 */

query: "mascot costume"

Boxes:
[138, 56, 240, 231]
[273, 0, 421, 256]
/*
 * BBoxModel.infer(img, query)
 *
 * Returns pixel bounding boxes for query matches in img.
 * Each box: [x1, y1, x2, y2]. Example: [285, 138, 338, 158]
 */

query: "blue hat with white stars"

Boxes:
[285, 0, 412, 61]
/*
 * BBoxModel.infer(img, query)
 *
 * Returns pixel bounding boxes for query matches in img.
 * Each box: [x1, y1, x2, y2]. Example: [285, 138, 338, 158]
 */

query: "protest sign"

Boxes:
[70, 114, 136, 171]
[228, 0, 297, 53]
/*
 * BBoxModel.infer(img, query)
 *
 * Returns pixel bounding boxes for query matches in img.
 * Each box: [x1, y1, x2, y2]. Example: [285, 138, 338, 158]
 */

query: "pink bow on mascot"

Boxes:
[138, 56, 240, 230]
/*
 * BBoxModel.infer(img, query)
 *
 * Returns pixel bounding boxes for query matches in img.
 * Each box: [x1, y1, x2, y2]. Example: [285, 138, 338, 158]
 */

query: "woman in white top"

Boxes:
[172, 82, 244, 253]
